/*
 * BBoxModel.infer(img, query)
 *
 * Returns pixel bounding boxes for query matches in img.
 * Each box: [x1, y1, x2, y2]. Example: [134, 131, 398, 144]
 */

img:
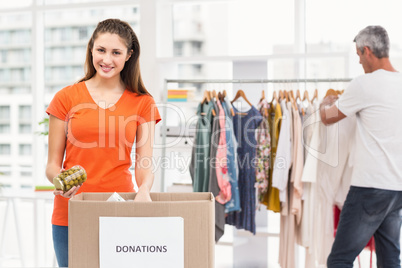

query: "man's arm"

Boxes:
[319, 95, 347, 125]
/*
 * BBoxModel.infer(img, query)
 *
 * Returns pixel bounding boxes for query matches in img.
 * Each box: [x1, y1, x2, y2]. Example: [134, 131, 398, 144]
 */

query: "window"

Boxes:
[20, 165, 32, 177]
[0, 1, 32, 9]
[19, 105, 32, 133]
[0, 106, 10, 134]
[0, 12, 32, 95]
[306, 0, 402, 72]
[19, 105, 31, 120]
[19, 144, 32, 156]
[0, 125, 10, 134]
[174, 42, 184, 56]
[191, 41, 203, 55]
[19, 124, 32, 134]
[44, 5, 140, 91]
[11, 29, 31, 44]
[0, 50, 7, 63]
[0, 165, 11, 176]
[78, 26, 88, 40]
[0, 144, 11, 155]
[0, 106, 10, 120]
[13, 87, 31, 94]
[163, 0, 295, 57]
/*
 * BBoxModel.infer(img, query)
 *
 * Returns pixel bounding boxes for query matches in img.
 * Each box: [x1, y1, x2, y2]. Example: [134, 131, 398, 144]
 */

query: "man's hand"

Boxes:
[320, 94, 339, 108]
[319, 94, 346, 125]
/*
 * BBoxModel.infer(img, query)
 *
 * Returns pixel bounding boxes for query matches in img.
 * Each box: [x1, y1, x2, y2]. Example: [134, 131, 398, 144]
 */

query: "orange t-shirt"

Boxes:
[46, 82, 161, 226]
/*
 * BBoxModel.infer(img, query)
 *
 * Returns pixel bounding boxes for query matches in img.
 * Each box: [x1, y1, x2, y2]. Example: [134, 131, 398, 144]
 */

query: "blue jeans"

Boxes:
[52, 225, 68, 268]
[327, 186, 402, 268]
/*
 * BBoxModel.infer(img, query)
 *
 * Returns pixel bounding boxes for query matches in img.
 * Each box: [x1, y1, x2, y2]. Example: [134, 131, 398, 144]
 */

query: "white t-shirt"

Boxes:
[336, 69, 402, 190]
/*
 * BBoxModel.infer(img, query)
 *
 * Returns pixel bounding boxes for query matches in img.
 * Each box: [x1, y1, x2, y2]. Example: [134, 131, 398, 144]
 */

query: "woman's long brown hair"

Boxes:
[79, 18, 149, 95]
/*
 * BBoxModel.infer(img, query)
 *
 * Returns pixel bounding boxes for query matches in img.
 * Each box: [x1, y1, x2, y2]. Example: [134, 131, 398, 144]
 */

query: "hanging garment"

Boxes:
[302, 103, 324, 267]
[298, 102, 316, 250]
[215, 99, 232, 204]
[222, 100, 241, 213]
[191, 101, 215, 192]
[261, 102, 281, 212]
[226, 105, 262, 234]
[272, 99, 292, 205]
[208, 99, 226, 242]
[279, 180, 297, 268]
[286, 100, 294, 171]
[291, 104, 304, 225]
[301, 102, 356, 266]
[280, 100, 294, 216]
[225, 98, 240, 182]
[278, 100, 296, 268]
[255, 99, 271, 205]
[278, 103, 304, 268]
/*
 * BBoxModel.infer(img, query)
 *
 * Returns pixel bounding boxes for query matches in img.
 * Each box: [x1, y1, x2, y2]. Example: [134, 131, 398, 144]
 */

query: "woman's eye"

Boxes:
[113, 51, 121, 55]
[97, 49, 104, 53]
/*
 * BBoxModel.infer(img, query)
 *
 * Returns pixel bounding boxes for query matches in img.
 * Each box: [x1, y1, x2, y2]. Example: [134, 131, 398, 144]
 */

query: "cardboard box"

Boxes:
[68, 192, 215, 268]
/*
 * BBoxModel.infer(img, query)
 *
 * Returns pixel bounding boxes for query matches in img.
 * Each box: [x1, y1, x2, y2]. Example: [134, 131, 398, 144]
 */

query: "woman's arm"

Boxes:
[134, 121, 156, 202]
[46, 115, 66, 182]
[46, 115, 80, 198]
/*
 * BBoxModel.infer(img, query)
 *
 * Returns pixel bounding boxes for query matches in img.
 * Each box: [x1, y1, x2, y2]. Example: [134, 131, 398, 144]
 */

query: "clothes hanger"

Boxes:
[201, 90, 210, 104]
[212, 90, 217, 99]
[311, 89, 318, 103]
[295, 89, 301, 102]
[278, 90, 284, 101]
[221, 89, 235, 116]
[260, 90, 265, 102]
[259, 89, 269, 116]
[200, 90, 216, 116]
[303, 89, 310, 104]
[325, 88, 338, 97]
[218, 91, 222, 102]
[288, 89, 297, 111]
[294, 89, 305, 115]
[270, 91, 278, 105]
[231, 89, 253, 107]
[219, 91, 226, 103]
[289, 90, 295, 101]
[231, 89, 253, 115]
[285, 90, 290, 103]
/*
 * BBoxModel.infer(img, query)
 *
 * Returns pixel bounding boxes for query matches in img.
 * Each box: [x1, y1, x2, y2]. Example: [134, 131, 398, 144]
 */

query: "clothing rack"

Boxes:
[164, 78, 352, 84]
[160, 77, 352, 192]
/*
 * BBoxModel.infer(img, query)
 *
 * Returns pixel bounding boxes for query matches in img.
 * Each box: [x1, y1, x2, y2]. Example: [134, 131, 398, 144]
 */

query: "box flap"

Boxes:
[71, 192, 214, 202]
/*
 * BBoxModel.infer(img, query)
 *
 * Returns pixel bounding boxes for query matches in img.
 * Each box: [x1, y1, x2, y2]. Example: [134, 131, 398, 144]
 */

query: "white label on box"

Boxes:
[99, 217, 184, 268]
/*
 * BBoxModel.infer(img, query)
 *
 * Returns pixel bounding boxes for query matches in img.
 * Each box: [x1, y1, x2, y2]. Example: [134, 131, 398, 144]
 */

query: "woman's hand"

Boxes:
[133, 121, 155, 203]
[133, 185, 152, 202]
[54, 185, 81, 199]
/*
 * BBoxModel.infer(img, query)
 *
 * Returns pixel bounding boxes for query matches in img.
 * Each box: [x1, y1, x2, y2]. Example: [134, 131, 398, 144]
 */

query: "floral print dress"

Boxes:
[255, 99, 271, 205]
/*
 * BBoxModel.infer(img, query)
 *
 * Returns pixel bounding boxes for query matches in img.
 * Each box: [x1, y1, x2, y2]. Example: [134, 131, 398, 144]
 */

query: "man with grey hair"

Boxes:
[320, 25, 402, 267]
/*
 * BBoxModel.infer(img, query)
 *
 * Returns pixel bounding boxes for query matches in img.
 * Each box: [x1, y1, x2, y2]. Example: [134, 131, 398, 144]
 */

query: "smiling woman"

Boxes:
[90, 33, 132, 84]
[45, 18, 161, 267]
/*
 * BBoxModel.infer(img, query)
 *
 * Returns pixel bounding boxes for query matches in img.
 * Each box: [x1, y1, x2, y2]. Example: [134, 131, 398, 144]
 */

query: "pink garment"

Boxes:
[215, 99, 232, 204]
